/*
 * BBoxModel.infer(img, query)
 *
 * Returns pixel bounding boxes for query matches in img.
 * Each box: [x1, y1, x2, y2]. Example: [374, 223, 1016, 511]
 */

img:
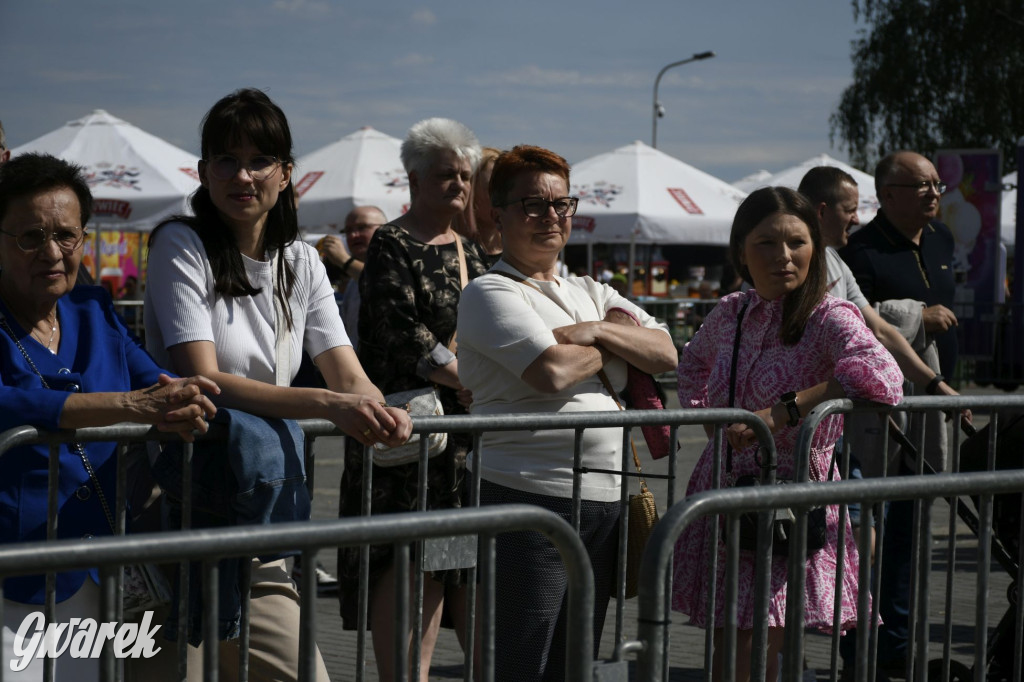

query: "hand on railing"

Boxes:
[134, 374, 220, 441]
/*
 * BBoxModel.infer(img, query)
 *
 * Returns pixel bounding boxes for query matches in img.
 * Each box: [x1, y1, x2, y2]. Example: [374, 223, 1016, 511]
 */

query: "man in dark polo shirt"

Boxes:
[840, 150, 958, 377]
[839, 150, 957, 674]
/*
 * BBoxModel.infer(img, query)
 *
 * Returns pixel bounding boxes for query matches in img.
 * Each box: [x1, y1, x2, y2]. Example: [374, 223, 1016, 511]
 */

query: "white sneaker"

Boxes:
[292, 562, 339, 597]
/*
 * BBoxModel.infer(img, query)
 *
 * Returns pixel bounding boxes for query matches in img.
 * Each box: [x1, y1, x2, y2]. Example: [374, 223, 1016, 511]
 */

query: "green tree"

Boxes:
[830, 0, 1024, 174]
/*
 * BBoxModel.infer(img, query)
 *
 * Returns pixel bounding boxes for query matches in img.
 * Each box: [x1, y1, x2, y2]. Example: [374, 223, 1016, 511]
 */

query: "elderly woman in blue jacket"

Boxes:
[0, 153, 217, 681]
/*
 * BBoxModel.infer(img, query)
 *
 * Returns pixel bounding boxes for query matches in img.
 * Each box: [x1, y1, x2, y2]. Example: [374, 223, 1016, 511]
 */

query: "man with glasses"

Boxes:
[332, 205, 385, 348]
[318, 206, 384, 289]
[839, 150, 958, 675]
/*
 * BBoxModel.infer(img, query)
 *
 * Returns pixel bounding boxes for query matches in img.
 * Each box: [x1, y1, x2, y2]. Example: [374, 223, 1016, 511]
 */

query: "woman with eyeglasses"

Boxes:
[456, 145, 677, 680]
[143, 88, 411, 681]
[0, 153, 218, 681]
[336, 118, 489, 681]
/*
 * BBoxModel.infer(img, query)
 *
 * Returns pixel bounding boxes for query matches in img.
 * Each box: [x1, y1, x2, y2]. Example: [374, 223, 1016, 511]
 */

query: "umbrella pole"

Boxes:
[627, 234, 637, 298]
[94, 228, 101, 282]
[586, 242, 593, 278]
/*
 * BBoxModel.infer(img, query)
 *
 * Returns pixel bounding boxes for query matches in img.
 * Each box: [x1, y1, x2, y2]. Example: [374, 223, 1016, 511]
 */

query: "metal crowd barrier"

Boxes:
[9, 395, 1024, 681]
[632, 393, 1024, 682]
[0, 407, 772, 682]
[0, 421, 600, 682]
[389, 407, 775, 681]
[0, 505, 592, 682]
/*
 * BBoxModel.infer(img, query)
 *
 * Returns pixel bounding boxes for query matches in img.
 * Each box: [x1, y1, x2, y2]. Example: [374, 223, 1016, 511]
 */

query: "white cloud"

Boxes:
[410, 8, 437, 26]
[392, 53, 436, 68]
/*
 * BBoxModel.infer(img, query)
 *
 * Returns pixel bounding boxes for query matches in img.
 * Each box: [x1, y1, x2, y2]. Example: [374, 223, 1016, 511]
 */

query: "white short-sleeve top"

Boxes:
[144, 221, 349, 385]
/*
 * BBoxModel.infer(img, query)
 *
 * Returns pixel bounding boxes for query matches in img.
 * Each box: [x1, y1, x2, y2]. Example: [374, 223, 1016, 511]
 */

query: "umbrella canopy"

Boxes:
[10, 110, 200, 231]
[568, 141, 746, 246]
[738, 153, 879, 225]
[294, 127, 410, 229]
[731, 169, 773, 194]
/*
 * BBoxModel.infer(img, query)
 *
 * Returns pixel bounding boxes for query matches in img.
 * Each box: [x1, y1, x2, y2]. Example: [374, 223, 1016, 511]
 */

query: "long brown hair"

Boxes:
[152, 88, 298, 327]
[728, 186, 827, 345]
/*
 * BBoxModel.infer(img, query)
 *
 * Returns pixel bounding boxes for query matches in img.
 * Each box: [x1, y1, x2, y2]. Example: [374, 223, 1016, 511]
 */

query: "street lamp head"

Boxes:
[651, 49, 715, 148]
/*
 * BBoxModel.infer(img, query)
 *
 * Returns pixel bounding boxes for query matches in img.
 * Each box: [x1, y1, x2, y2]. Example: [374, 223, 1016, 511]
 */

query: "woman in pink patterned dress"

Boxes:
[671, 187, 903, 681]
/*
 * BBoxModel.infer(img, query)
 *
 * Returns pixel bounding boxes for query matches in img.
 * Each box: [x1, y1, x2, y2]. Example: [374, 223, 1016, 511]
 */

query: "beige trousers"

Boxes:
[127, 558, 330, 682]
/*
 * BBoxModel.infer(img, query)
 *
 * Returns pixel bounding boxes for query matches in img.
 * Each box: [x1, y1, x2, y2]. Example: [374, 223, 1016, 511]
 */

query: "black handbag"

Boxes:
[720, 300, 832, 556]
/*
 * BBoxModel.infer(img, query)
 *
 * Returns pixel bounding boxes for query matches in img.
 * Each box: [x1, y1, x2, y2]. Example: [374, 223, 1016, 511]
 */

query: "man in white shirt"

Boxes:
[322, 206, 386, 349]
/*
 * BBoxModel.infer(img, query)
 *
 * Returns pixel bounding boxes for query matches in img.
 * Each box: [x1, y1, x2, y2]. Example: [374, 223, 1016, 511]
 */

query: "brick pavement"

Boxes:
[304, 387, 1011, 680]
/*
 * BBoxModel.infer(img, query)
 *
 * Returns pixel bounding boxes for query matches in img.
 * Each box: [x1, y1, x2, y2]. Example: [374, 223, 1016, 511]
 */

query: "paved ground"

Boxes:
[301, 385, 1016, 680]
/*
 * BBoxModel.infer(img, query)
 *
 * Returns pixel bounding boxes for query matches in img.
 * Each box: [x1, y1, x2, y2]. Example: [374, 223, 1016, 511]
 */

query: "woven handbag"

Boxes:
[625, 476, 659, 599]
[598, 369, 660, 599]
[372, 387, 447, 467]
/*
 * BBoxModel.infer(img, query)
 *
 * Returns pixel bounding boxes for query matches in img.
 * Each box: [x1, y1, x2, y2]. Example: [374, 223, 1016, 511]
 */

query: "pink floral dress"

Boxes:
[671, 290, 903, 630]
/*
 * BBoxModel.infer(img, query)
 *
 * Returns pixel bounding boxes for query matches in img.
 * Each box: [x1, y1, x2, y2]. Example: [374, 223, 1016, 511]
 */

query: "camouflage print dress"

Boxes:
[337, 223, 489, 628]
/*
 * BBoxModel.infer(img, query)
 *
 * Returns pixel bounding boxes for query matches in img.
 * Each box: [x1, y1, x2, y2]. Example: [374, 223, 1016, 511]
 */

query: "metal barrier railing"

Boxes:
[0, 505, 594, 682]
[794, 394, 1024, 682]
[635, 470, 1024, 682]
[632, 393, 1024, 682]
[0, 407, 774, 682]
[11, 396, 1024, 681]
[402, 408, 776, 681]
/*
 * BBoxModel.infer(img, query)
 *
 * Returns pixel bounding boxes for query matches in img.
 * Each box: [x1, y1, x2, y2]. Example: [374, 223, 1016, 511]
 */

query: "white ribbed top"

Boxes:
[144, 222, 349, 385]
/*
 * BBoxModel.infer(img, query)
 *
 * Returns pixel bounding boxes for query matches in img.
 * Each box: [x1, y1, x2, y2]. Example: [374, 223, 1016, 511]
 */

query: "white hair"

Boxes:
[400, 118, 481, 178]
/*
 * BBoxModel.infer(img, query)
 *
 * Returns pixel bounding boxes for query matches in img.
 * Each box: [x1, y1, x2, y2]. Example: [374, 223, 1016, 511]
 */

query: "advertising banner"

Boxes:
[936, 149, 1003, 358]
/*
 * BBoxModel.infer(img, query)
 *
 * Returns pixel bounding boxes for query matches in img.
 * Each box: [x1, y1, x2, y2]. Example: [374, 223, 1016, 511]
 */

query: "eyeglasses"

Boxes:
[205, 154, 281, 181]
[343, 223, 382, 236]
[887, 180, 947, 194]
[499, 196, 579, 218]
[0, 226, 87, 253]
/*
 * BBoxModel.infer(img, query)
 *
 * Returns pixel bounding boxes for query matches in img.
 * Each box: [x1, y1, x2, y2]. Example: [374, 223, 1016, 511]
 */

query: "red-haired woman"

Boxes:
[457, 145, 677, 680]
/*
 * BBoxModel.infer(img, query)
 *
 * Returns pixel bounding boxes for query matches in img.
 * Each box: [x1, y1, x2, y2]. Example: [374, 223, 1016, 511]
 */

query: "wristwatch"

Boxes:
[926, 374, 945, 395]
[779, 391, 800, 427]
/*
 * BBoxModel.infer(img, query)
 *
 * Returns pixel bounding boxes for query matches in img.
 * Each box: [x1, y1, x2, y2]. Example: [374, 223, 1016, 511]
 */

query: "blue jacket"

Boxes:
[0, 286, 165, 604]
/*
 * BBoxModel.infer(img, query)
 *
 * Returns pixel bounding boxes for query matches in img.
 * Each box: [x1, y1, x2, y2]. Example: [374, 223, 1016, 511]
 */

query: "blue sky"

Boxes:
[2, 0, 866, 183]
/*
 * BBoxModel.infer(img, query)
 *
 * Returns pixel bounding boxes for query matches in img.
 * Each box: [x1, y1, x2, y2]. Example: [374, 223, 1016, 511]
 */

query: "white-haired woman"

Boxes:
[337, 118, 488, 681]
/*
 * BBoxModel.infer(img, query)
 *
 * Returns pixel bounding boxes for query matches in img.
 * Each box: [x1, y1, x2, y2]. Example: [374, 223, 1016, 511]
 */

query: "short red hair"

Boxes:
[488, 145, 570, 207]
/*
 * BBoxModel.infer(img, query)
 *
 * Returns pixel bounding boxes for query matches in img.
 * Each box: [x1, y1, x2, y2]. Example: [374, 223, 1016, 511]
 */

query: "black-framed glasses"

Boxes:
[499, 196, 579, 218]
[887, 180, 947, 194]
[0, 226, 87, 253]
[205, 154, 281, 181]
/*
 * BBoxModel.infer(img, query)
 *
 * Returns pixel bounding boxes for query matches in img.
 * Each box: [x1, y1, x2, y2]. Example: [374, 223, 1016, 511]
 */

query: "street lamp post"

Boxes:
[651, 51, 715, 148]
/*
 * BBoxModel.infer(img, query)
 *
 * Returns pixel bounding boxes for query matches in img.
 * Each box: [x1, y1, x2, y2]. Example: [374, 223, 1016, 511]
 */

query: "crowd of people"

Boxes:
[0, 95, 967, 682]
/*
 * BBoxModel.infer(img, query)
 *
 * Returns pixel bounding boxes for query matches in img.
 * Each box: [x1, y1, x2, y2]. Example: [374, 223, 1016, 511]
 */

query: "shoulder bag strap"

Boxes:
[270, 249, 290, 386]
[725, 300, 750, 475]
[446, 235, 469, 353]
[494, 268, 648, 485]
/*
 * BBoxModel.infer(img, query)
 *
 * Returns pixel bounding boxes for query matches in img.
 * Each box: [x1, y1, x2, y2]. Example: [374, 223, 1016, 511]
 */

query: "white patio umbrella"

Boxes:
[731, 169, 773, 194]
[568, 141, 746, 247]
[294, 127, 410, 229]
[10, 109, 200, 231]
[742, 153, 880, 225]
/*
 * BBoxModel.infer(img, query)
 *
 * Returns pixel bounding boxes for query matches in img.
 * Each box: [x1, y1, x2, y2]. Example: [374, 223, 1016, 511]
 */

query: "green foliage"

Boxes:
[830, 0, 1024, 174]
